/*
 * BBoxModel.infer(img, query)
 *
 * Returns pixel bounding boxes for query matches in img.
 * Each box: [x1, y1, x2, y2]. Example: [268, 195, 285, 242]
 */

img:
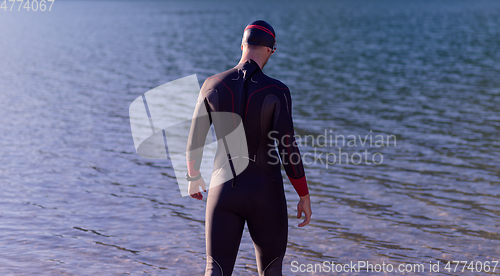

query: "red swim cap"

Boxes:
[241, 20, 276, 50]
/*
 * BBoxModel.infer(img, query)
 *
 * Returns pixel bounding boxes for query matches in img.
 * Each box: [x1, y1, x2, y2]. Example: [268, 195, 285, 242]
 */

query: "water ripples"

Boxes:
[1, 0, 499, 275]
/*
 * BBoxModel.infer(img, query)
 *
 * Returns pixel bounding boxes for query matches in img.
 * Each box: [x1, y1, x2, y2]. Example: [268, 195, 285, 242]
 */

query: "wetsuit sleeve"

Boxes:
[186, 92, 212, 177]
[274, 89, 309, 197]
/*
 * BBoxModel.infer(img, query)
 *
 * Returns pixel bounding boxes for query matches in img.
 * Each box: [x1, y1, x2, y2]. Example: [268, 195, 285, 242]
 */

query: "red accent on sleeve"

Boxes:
[288, 175, 309, 197]
[187, 160, 199, 177]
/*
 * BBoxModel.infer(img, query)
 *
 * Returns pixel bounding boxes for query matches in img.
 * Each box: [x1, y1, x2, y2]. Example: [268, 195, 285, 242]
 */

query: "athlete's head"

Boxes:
[241, 20, 276, 52]
[240, 20, 276, 69]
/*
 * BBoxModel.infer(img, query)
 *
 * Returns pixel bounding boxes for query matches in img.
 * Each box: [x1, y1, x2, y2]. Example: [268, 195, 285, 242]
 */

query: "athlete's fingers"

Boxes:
[298, 215, 310, 227]
[298, 209, 309, 226]
[297, 195, 312, 227]
[192, 192, 202, 200]
[200, 178, 206, 192]
[297, 201, 303, 219]
[299, 208, 311, 227]
[189, 190, 201, 200]
[195, 188, 203, 200]
[188, 180, 204, 200]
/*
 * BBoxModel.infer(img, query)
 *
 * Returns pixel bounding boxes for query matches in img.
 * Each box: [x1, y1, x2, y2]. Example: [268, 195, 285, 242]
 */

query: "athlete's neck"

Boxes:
[238, 47, 271, 69]
[239, 58, 264, 69]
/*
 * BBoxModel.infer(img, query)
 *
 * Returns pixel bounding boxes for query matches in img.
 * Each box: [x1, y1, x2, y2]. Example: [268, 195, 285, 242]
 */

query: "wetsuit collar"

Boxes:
[236, 59, 262, 76]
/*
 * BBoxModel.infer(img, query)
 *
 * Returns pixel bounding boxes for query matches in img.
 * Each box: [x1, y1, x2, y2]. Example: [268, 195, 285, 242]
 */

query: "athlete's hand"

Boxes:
[188, 177, 206, 200]
[297, 194, 312, 227]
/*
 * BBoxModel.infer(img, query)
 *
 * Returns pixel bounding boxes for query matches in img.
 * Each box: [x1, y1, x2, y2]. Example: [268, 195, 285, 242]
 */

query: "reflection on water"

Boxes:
[0, 0, 499, 275]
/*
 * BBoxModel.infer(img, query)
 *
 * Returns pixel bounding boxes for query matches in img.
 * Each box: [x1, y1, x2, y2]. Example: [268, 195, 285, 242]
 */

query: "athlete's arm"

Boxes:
[186, 90, 211, 199]
[274, 88, 309, 197]
[274, 88, 311, 226]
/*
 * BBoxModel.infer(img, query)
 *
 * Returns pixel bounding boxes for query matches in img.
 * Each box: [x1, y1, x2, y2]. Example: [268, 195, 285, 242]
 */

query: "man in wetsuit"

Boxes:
[186, 20, 312, 276]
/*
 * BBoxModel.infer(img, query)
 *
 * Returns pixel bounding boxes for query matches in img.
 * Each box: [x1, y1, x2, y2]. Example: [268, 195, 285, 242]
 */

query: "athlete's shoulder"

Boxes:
[257, 72, 290, 92]
[201, 67, 238, 90]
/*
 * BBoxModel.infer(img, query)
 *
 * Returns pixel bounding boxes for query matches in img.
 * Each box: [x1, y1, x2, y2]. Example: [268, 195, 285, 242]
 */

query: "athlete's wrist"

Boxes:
[299, 193, 310, 200]
[186, 172, 201, 181]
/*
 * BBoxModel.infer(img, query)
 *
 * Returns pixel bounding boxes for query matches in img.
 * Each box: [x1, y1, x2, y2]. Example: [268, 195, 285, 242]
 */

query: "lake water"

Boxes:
[1, 0, 499, 275]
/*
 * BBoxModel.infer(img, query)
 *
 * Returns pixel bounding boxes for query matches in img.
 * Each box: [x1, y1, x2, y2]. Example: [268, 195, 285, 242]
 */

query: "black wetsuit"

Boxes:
[187, 59, 308, 276]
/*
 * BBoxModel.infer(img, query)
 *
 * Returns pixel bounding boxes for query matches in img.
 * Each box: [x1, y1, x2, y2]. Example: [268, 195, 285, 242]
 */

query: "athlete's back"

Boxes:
[189, 59, 306, 190]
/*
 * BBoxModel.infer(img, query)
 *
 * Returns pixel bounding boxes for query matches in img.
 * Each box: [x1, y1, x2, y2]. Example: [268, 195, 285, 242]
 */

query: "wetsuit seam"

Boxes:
[245, 85, 288, 121]
[258, 94, 279, 176]
[242, 155, 256, 162]
[207, 254, 224, 276]
[285, 132, 298, 176]
[204, 98, 213, 125]
[262, 254, 283, 275]
[283, 92, 290, 115]
[211, 165, 224, 181]
[214, 75, 236, 127]
[286, 173, 305, 179]
[211, 156, 243, 181]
